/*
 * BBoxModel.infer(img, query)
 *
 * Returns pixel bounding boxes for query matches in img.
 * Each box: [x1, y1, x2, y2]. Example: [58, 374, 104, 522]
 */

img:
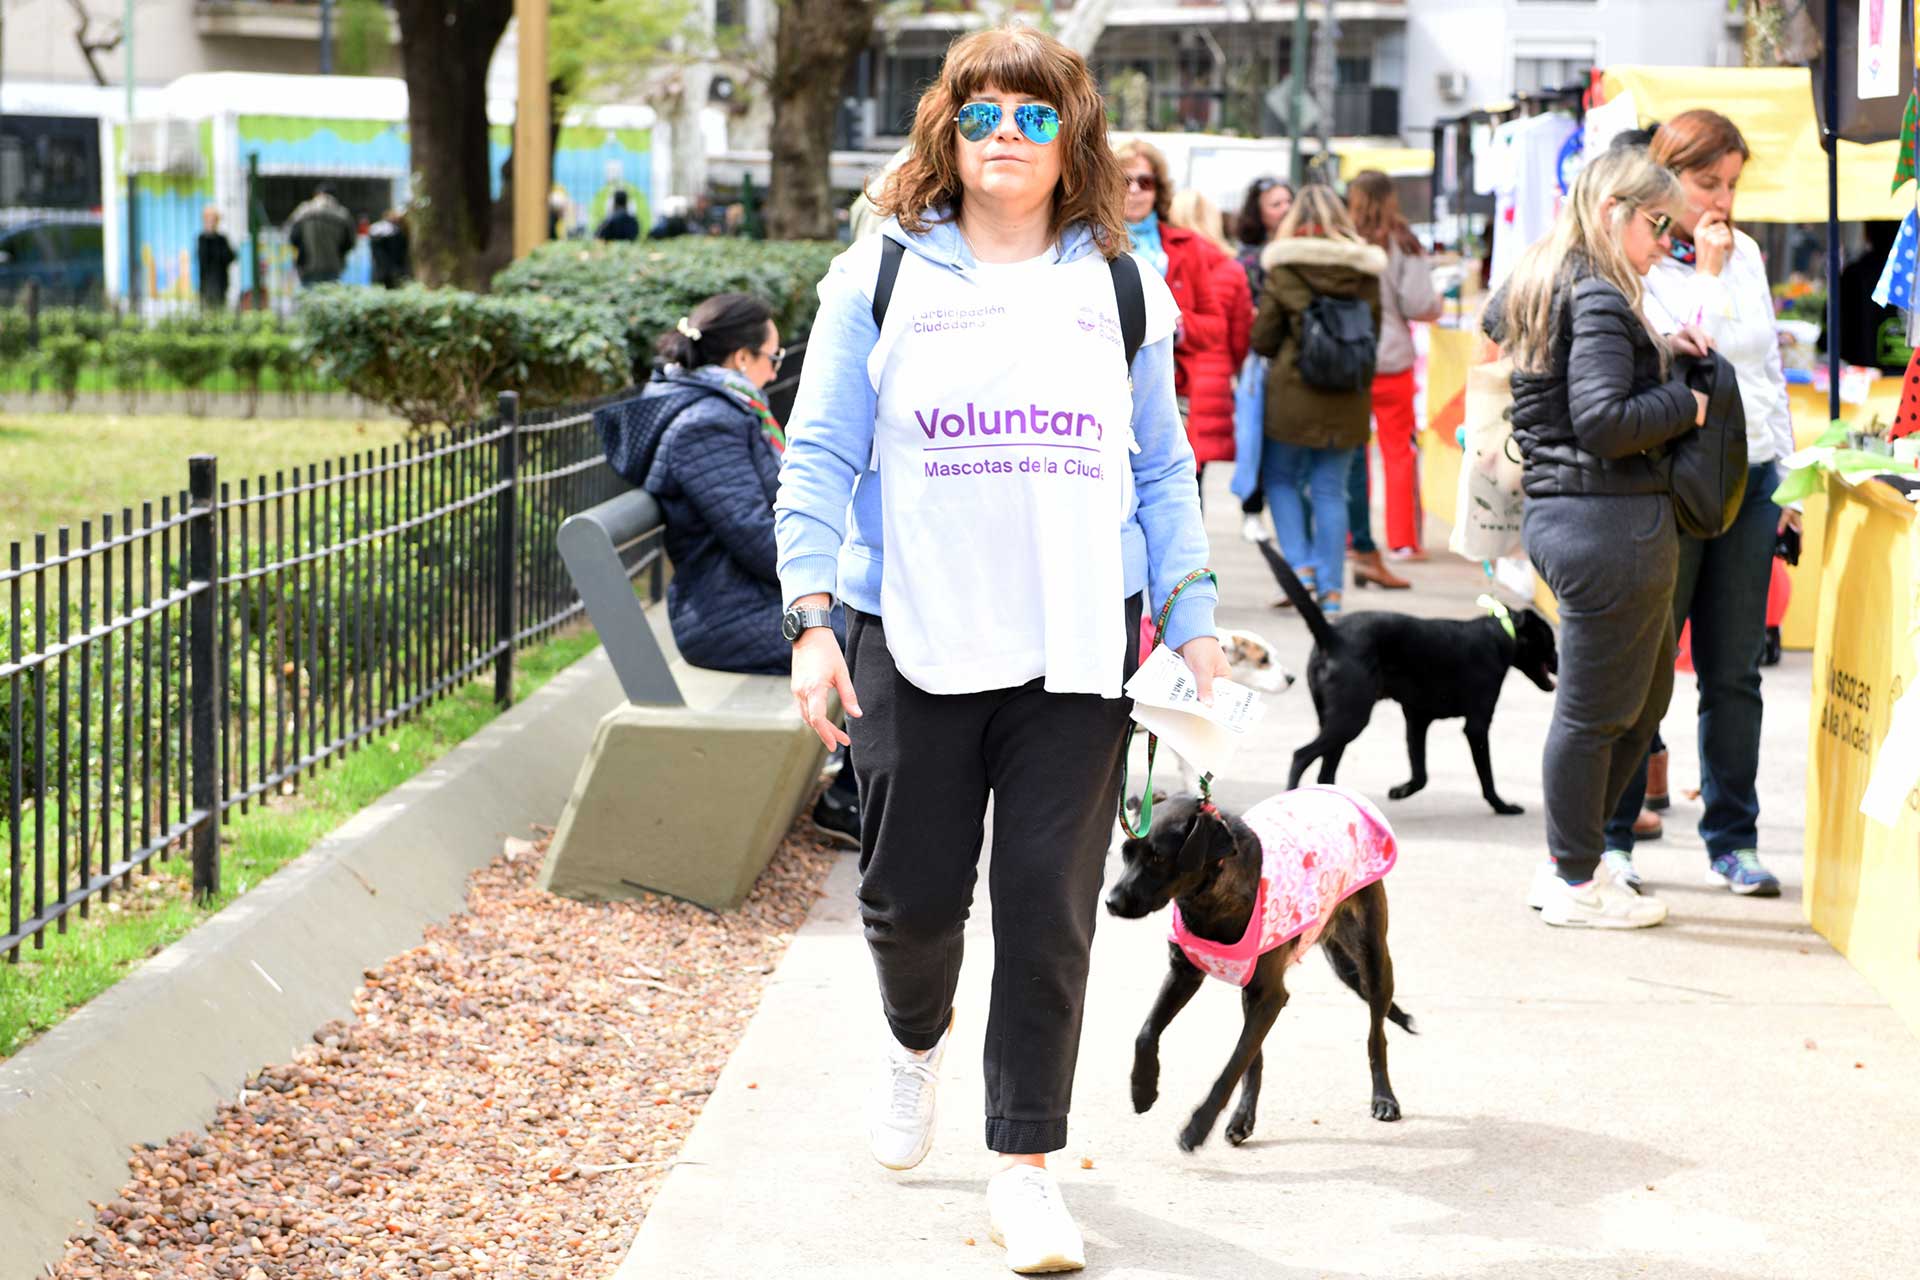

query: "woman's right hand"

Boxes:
[792, 626, 860, 750]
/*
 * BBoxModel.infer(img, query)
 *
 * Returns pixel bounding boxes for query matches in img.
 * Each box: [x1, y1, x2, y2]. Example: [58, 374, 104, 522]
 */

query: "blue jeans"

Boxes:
[1605, 462, 1780, 858]
[1262, 439, 1353, 595]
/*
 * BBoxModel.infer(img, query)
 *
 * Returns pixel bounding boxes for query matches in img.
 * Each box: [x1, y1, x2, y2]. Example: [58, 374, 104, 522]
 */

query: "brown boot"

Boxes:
[1645, 748, 1670, 812]
[1350, 549, 1411, 590]
[1632, 809, 1663, 840]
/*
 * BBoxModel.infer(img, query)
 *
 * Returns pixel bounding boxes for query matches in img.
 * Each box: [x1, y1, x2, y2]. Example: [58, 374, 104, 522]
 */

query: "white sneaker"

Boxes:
[1240, 514, 1269, 543]
[1601, 849, 1643, 892]
[1538, 863, 1668, 929]
[988, 1165, 1086, 1274]
[867, 1017, 951, 1170]
[1525, 859, 1558, 911]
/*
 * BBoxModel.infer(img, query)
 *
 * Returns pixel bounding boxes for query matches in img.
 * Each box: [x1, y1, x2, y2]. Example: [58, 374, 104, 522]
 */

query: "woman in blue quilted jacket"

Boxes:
[597, 290, 859, 843]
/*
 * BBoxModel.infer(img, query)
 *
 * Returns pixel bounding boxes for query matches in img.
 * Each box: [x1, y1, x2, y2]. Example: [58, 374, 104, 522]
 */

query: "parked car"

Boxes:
[0, 211, 105, 306]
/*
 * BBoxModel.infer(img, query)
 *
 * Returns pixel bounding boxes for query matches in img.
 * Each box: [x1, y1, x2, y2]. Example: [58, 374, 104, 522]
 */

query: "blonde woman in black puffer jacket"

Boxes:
[1485, 146, 1712, 931]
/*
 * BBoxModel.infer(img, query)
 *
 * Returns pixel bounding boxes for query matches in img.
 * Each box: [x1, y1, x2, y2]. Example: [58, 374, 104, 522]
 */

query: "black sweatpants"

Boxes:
[1523, 493, 1679, 882]
[844, 598, 1142, 1155]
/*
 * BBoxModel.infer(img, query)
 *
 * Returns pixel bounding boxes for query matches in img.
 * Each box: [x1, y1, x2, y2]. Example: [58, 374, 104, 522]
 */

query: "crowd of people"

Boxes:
[594, 20, 1800, 1269]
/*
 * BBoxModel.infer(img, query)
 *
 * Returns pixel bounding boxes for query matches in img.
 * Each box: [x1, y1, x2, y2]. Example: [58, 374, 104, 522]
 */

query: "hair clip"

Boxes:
[676, 317, 703, 342]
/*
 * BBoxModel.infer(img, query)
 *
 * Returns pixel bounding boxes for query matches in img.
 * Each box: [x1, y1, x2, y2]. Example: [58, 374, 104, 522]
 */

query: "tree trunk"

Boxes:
[394, 0, 514, 288]
[766, 0, 876, 240]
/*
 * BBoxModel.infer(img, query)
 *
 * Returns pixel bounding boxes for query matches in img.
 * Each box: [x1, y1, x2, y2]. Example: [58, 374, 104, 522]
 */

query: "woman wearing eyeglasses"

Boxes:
[774, 25, 1219, 1273]
[1598, 110, 1797, 898]
[1485, 146, 1711, 930]
[1115, 137, 1225, 460]
[613, 291, 793, 676]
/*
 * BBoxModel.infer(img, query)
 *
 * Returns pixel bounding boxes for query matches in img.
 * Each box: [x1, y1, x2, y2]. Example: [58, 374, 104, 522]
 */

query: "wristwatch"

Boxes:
[781, 605, 834, 643]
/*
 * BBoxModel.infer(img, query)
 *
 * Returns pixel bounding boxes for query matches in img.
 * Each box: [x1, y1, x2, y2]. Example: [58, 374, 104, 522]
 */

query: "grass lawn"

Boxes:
[0, 623, 602, 1059]
[0, 411, 409, 546]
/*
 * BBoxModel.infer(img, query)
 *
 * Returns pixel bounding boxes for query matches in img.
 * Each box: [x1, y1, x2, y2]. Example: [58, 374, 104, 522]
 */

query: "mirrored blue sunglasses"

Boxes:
[954, 102, 1061, 146]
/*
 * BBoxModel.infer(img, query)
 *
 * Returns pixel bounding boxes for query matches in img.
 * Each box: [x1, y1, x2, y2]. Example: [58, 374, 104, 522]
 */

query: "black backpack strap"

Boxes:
[1109, 252, 1146, 369]
[872, 236, 905, 332]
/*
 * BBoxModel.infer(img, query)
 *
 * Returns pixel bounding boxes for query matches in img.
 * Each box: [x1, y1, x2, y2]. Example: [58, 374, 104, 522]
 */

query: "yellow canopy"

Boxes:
[1599, 65, 1908, 223]
[1333, 145, 1434, 181]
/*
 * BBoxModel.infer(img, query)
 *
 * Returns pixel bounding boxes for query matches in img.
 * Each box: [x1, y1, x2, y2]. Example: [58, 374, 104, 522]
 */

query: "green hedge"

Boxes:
[294, 285, 629, 430]
[0, 310, 322, 414]
[491, 237, 843, 373]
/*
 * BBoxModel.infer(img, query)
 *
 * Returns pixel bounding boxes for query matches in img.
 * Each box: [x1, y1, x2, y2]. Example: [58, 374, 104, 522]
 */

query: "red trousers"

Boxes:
[1371, 368, 1421, 552]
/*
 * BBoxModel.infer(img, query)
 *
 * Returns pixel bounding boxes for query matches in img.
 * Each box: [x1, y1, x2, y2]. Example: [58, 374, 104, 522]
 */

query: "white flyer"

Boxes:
[1124, 643, 1266, 778]
[1859, 0, 1900, 101]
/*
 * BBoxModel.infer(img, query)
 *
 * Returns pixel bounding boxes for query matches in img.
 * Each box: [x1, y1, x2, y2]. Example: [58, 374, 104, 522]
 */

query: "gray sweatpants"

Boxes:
[1523, 493, 1679, 882]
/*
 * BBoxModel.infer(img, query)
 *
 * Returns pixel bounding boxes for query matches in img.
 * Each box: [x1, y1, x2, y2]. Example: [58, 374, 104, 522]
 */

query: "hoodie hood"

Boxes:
[877, 208, 1108, 272]
[1259, 236, 1388, 275]
[595, 374, 736, 491]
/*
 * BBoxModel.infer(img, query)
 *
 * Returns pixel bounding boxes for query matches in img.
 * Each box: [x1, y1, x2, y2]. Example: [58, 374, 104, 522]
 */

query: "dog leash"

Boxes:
[1119, 568, 1218, 840]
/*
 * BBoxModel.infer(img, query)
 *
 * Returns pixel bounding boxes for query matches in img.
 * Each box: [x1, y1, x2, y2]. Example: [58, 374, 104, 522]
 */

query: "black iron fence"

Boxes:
[2, 391, 650, 960]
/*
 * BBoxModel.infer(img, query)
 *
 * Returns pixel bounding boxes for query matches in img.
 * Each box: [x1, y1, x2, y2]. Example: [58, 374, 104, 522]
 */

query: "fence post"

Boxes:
[188, 454, 221, 902]
[494, 392, 520, 707]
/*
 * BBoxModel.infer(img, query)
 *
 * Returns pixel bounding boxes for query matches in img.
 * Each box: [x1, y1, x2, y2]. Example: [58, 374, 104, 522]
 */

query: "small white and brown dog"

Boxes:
[1123, 627, 1294, 814]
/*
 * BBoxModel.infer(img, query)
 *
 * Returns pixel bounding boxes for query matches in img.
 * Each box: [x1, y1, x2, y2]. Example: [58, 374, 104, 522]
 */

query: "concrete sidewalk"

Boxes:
[618, 476, 1920, 1279]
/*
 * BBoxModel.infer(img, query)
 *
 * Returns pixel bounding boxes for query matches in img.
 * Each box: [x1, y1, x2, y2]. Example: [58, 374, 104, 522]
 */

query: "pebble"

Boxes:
[48, 827, 835, 1279]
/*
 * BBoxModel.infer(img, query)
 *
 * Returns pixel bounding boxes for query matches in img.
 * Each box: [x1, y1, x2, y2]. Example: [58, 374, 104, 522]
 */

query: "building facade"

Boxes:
[1, 0, 401, 88]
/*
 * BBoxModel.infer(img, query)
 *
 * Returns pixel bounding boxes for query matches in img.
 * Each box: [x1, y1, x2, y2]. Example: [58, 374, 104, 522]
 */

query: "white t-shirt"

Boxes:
[865, 247, 1179, 697]
[1489, 113, 1581, 292]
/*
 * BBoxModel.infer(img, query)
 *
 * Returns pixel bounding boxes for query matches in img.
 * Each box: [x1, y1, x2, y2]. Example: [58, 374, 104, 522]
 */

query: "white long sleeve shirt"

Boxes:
[1641, 230, 1796, 466]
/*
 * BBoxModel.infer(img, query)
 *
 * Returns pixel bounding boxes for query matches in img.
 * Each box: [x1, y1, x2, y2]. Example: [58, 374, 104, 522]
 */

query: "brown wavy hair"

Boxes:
[1648, 108, 1751, 177]
[870, 24, 1127, 258]
[1346, 170, 1422, 256]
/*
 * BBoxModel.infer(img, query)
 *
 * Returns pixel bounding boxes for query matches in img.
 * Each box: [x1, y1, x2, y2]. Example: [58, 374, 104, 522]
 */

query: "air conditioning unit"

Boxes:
[1437, 70, 1470, 103]
[125, 120, 204, 177]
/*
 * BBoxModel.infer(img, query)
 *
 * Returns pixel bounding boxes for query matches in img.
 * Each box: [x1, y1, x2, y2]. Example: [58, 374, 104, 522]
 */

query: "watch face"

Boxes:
[781, 611, 801, 642]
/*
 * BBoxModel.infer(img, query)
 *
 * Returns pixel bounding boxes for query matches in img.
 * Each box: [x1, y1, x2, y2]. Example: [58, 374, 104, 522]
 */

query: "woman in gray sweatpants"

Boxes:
[1484, 147, 1709, 930]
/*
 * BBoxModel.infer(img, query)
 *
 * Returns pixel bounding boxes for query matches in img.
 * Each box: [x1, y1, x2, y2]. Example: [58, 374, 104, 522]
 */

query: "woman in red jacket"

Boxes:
[1167, 188, 1252, 480]
[1115, 138, 1224, 451]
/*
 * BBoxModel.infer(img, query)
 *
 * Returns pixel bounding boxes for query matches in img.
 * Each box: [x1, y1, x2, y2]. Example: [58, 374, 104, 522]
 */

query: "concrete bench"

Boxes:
[539, 488, 829, 911]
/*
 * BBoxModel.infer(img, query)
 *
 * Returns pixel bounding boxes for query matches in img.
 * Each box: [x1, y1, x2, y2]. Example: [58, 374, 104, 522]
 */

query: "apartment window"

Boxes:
[1336, 56, 1371, 87]
[1513, 38, 1596, 95]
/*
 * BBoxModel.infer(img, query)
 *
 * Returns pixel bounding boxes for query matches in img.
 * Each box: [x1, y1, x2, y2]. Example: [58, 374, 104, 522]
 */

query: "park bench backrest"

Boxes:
[556, 489, 684, 707]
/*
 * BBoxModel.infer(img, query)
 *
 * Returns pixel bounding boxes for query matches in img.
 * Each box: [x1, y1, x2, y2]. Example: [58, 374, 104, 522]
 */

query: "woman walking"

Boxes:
[1250, 183, 1385, 615]
[1167, 188, 1253, 494]
[1487, 146, 1711, 929]
[1114, 137, 1224, 435]
[774, 25, 1222, 1273]
[1347, 170, 1441, 586]
[1601, 110, 1798, 898]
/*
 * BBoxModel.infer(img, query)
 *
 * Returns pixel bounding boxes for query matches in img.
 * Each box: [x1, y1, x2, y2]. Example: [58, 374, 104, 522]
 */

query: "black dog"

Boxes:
[1258, 541, 1557, 815]
[1107, 794, 1414, 1152]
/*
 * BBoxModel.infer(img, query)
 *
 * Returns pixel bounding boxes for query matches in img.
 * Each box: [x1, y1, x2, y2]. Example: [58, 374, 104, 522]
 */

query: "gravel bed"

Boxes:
[52, 825, 840, 1279]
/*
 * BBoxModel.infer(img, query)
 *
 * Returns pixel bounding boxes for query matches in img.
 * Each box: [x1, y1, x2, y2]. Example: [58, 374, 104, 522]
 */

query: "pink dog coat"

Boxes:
[1168, 786, 1399, 986]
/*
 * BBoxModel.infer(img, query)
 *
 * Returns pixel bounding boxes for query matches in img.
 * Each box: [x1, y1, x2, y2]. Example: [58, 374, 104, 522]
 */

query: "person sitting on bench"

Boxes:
[596, 291, 859, 846]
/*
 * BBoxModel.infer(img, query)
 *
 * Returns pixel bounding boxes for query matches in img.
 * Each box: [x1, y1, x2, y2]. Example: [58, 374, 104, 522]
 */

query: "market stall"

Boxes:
[1804, 469, 1920, 1034]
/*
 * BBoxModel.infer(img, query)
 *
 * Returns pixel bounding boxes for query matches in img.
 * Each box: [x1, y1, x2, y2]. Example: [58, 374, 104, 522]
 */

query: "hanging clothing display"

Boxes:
[1488, 112, 1583, 291]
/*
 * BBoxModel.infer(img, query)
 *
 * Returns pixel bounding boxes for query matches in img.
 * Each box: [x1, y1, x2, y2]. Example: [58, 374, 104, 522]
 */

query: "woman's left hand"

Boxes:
[1178, 635, 1232, 705]
[1779, 507, 1804, 535]
[1671, 325, 1715, 359]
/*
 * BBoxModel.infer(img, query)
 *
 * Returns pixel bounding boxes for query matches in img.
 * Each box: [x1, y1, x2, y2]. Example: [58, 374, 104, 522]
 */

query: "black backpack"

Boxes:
[1292, 269, 1377, 393]
[872, 235, 1147, 368]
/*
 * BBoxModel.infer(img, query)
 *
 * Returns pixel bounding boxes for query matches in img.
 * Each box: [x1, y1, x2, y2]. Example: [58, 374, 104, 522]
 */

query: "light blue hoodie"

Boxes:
[773, 214, 1217, 655]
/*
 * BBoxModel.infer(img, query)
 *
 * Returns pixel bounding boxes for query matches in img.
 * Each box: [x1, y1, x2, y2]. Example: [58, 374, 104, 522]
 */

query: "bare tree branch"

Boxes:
[65, 0, 124, 88]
